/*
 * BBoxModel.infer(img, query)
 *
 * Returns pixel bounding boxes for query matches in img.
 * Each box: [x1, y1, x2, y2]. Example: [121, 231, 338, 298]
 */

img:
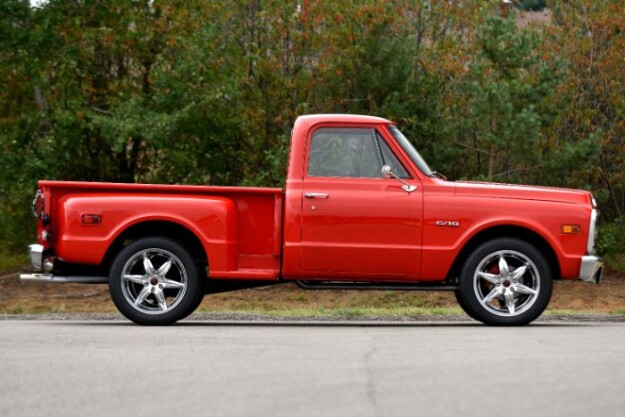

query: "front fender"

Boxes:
[421, 196, 590, 280]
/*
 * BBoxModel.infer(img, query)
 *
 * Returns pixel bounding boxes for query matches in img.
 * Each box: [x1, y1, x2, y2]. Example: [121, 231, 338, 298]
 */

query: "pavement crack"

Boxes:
[364, 337, 380, 417]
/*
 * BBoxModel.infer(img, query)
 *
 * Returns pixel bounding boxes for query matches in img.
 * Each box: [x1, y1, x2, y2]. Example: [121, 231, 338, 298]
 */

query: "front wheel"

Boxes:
[456, 238, 553, 326]
[109, 237, 204, 325]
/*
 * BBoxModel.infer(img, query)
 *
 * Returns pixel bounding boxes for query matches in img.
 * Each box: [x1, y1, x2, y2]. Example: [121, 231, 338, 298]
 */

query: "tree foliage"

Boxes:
[1, 0, 624, 260]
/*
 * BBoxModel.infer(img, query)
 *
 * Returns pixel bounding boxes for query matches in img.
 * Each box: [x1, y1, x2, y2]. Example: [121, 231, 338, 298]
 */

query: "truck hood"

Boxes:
[453, 181, 592, 206]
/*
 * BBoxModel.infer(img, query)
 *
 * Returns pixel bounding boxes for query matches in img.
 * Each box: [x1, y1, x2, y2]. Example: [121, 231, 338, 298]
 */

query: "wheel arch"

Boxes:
[446, 225, 560, 283]
[101, 220, 209, 276]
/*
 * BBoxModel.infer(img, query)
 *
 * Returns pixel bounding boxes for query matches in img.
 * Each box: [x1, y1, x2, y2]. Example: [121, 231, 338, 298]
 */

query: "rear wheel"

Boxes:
[456, 238, 552, 326]
[109, 237, 204, 325]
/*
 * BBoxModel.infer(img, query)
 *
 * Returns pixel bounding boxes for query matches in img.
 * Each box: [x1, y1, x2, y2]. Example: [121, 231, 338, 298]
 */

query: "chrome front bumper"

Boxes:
[579, 255, 604, 284]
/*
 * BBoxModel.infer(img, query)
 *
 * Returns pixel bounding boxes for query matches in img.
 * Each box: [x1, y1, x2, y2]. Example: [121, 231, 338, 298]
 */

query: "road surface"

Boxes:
[1, 318, 624, 417]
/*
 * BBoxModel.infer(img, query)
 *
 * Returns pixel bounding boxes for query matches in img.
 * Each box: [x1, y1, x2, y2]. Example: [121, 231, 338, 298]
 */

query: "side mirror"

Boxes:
[380, 165, 417, 193]
[381, 165, 393, 179]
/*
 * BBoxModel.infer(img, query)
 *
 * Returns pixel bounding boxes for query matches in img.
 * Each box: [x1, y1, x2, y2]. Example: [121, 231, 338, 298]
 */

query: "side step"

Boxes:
[20, 273, 107, 284]
[296, 280, 458, 291]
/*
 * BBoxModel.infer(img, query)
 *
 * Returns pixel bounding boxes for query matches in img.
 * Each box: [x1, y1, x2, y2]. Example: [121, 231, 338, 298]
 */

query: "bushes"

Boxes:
[596, 220, 625, 272]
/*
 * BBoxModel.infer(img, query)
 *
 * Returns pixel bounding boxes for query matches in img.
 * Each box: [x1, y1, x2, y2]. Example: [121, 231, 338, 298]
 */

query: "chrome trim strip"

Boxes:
[19, 274, 107, 284]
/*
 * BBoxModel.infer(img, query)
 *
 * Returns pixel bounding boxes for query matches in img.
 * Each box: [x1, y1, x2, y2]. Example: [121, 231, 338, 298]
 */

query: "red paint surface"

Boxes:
[34, 114, 594, 282]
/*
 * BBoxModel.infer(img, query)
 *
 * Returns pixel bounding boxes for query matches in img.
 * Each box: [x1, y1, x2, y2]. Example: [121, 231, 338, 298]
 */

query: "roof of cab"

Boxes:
[294, 114, 392, 126]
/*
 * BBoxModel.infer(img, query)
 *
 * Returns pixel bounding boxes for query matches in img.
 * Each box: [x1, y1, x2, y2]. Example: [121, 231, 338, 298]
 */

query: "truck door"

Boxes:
[300, 126, 422, 280]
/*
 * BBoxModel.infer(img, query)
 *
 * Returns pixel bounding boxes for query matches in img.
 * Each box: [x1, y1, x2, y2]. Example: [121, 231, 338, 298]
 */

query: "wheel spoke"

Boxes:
[498, 256, 510, 276]
[154, 289, 168, 311]
[143, 254, 156, 275]
[163, 279, 185, 289]
[481, 287, 502, 306]
[511, 264, 528, 280]
[504, 290, 516, 314]
[513, 283, 537, 296]
[478, 271, 500, 285]
[123, 274, 147, 285]
[134, 286, 151, 306]
[156, 259, 173, 278]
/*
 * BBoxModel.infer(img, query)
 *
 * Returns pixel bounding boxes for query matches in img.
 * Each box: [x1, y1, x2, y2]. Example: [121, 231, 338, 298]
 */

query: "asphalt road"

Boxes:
[1, 319, 625, 417]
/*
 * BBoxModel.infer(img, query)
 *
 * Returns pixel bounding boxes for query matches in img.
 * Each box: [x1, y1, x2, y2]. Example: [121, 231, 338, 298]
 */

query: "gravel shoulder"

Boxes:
[2, 311, 625, 323]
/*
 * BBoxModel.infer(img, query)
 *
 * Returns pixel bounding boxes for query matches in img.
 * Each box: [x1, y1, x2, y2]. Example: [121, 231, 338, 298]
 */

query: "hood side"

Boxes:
[454, 181, 592, 206]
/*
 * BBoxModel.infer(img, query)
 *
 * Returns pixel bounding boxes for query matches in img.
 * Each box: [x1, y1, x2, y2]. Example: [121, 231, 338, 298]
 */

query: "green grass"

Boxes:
[544, 309, 605, 316]
[196, 305, 465, 317]
[10, 304, 25, 314]
[2, 303, 74, 315]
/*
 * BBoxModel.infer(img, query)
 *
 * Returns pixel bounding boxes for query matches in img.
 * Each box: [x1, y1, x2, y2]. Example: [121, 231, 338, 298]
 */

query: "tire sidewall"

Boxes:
[458, 238, 553, 326]
[109, 237, 203, 325]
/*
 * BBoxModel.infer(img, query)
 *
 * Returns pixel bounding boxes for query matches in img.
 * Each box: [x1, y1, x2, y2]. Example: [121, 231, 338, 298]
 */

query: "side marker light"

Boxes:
[561, 225, 581, 235]
[82, 214, 102, 225]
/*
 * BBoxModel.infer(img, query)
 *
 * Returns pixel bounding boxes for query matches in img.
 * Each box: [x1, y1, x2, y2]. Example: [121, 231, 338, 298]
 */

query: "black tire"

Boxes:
[453, 289, 479, 320]
[109, 237, 204, 325]
[456, 238, 553, 326]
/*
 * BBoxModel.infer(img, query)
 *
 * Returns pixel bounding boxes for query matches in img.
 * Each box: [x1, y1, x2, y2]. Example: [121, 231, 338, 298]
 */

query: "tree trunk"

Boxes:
[488, 144, 496, 180]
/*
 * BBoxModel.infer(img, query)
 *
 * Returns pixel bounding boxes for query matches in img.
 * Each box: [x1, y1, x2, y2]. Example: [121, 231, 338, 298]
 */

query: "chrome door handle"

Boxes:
[304, 192, 329, 199]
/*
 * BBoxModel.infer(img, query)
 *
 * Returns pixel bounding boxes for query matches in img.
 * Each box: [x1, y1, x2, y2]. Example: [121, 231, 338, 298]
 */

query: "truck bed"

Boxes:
[40, 181, 284, 280]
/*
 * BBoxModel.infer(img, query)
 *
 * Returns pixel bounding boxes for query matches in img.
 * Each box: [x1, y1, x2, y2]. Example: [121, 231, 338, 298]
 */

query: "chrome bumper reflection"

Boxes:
[579, 255, 604, 284]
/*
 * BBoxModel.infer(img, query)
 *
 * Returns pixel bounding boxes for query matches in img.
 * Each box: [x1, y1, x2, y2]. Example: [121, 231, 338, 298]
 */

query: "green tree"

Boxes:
[1, 0, 625, 266]
[548, 0, 625, 220]
[441, 15, 561, 181]
[519, 0, 546, 11]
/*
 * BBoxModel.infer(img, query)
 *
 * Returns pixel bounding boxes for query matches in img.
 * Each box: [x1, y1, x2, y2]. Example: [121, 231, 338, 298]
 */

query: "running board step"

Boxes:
[295, 280, 458, 291]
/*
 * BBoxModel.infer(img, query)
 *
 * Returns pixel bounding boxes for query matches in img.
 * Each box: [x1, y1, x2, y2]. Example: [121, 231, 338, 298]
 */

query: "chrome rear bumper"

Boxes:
[579, 255, 604, 284]
[19, 243, 107, 284]
[27, 243, 45, 270]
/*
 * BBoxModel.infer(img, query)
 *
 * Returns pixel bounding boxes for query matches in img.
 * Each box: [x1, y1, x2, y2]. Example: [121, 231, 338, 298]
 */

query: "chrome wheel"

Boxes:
[473, 250, 540, 317]
[458, 238, 552, 326]
[121, 248, 188, 315]
[110, 237, 204, 325]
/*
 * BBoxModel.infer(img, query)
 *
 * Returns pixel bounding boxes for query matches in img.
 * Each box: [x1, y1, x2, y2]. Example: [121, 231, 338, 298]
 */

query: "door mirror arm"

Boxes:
[381, 165, 417, 193]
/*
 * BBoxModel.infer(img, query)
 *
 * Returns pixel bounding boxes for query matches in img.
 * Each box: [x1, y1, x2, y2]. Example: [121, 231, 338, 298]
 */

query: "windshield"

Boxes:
[387, 125, 434, 177]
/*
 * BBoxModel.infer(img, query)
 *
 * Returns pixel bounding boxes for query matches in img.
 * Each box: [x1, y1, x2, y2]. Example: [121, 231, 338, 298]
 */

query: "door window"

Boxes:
[308, 128, 410, 178]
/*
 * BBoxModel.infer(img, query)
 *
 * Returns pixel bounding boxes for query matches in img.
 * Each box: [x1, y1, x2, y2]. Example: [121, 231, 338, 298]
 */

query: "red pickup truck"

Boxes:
[21, 114, 603, 325]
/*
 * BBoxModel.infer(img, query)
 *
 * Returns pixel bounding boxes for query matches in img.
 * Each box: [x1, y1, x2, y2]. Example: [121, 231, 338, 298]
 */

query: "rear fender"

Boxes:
[54, 194, 237, 272]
